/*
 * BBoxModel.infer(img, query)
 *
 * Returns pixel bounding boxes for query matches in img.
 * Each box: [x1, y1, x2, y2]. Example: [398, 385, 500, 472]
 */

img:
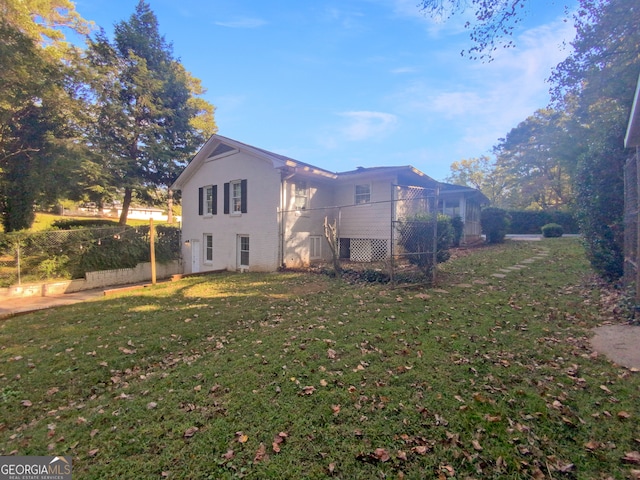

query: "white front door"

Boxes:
[191, 239, 200, 273]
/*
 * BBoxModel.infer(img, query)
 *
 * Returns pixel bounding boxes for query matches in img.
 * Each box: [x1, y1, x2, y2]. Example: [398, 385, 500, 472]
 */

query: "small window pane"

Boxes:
[355, 184, 371, 205]
[232, 181, 242, 213]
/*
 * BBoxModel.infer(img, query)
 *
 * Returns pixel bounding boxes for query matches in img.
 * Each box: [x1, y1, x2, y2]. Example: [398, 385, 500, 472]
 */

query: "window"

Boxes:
[204, 234, 213, 263]
[310, 235, 322, 259]
[198, 185, 217, 215]
[224, 179, 247, 214]
[239, 235, 249, 267]
[232, 181, 242, 213]
[355, 184, 371, 205]
[295, 181, 309, 210]
[441, 200, 460, 217]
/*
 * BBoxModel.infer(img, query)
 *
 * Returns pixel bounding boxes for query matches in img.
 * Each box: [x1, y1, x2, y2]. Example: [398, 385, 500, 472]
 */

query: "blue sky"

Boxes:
[73, 0, 577, 181]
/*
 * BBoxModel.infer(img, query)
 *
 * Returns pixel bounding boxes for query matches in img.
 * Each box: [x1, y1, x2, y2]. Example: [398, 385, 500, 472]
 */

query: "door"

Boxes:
[237, 235, 249, 270]
[191, 239, 200, 273]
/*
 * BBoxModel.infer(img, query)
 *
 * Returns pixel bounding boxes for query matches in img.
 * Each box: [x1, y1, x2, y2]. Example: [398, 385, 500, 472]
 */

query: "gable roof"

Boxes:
[171, 134, 336, 190]
[171, 134, 489, 204]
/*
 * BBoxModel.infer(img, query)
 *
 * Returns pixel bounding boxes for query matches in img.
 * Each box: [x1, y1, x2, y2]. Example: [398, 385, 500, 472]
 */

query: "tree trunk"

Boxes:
[119, 187, 133, 225]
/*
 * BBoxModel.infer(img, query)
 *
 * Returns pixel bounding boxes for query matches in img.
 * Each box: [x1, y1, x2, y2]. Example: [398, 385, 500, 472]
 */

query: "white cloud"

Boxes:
[339, 111, 399, 141]
[391, 66, 418, 74]
[388, 15, 575, 159]
[214, 17, 267, 28]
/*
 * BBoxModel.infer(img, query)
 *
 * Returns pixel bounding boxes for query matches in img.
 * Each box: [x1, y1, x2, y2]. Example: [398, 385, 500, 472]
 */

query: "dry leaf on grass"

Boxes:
[622, 451, 640, 465]
[183, 426, 198, 438]
[254, 442, 268, 463]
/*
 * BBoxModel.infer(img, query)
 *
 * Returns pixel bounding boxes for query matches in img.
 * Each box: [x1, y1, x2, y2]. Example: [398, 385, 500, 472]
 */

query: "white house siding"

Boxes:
[180, 151, 281, 273]
[334, 175, 395, 261]
[281, 177, 335, 267]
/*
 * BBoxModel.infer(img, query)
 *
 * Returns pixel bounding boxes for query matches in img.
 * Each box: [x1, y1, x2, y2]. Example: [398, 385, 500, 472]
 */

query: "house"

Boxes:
[171, 134, 489, 274]
[624, 73, 640, 300]
[108, 205, 171, 222]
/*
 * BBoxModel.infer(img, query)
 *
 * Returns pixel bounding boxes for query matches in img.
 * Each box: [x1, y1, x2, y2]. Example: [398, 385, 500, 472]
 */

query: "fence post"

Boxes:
[16, 242, 21, 285]
[150, 218, 156, 285]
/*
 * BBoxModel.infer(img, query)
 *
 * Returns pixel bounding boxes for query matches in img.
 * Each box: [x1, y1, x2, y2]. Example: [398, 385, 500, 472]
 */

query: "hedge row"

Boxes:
[506, 210, 579, 235]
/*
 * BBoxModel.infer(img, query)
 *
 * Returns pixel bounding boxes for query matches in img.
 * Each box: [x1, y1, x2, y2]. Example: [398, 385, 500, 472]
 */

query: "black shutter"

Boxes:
[212, 185, 218, 215]
[198, 187, 203, 215]
[241, 179, 248, 213]
[223, 182, 230, 214]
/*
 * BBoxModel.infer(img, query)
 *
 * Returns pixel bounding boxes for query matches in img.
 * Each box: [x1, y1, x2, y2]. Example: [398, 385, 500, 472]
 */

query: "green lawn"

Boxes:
[1, 239, 638, 479]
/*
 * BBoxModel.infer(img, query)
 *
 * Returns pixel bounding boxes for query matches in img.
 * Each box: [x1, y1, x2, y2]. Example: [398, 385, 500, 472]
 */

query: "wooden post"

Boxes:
[150, 218, 156, 285]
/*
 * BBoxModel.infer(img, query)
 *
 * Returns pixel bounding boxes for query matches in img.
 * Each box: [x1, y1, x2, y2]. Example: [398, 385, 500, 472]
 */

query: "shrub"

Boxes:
[396, 213, 453, 274]
[541, 223, 564, 238]
[481, 207, 510, 244]
[451, 215, 464, 247]
[51, 218, 120, 229]
[507, 210, 579, 234]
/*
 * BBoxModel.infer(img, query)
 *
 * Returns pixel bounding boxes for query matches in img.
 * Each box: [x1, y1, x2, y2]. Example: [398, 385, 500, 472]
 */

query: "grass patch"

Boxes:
[1, 239, 638, 479]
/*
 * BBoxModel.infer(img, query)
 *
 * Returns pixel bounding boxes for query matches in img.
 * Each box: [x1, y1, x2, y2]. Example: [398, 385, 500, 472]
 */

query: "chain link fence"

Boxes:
[0, 225, 181, 287]
[391, 185, 439, 284]
[281, 184, 440, 285]
[624, 153, 639, 298]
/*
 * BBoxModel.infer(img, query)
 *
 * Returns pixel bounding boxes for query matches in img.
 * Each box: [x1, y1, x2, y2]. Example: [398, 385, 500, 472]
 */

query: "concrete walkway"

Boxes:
[0, 288, 106, 319]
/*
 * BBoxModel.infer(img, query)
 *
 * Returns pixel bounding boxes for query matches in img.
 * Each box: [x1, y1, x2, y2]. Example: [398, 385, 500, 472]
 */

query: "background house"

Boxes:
[172, 135, 489, 274]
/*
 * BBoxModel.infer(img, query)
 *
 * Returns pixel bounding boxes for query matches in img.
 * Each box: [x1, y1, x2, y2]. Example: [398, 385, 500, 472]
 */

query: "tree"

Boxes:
[493, 108, 578, 210]
[445, 155, 511, 207]
[417, 0, 552, 60]
[0, 0, 91, 230]
[85, 1, 216, 225]
[446, 156, 492, 190]
[549, 0, 640, 280]
[0, 0, 90, 53]
[0, 21, 86, 230]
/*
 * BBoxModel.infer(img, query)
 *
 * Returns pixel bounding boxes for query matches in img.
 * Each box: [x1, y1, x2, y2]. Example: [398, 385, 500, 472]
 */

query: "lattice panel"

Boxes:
[350, 238, 387, 262]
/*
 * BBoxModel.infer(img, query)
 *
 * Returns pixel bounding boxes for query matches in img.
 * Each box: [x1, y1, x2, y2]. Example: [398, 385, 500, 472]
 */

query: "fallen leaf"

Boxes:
[88, 448, 99, 457]
[484, 414, 501, 422]
[440, 464, 455, 477]
[618, 411, 632, 420]
[327, 348, 337, 359]
[21, 400, 32, 407]
[600, 385, 612, 394]
[331, 404, 341, 416]
[254, 442, 268, 463]
[147, 402, 158, 410]
[472, 439, 483, 451]
[235, 432, 249, 443]
[622, 451, 640, 465]
[397, 450, 408, 461]
[222, 449, 235, 460]
[183, 426, 199, 438]
[272, 432, 287, 453]
[327, 463, 336, 474]
[374, 448, 390, 462]
[119, 347, 136, 355]
[412, 445, 430, 455]
[584, 440, 601, 451]
[301, 386, 316, 395]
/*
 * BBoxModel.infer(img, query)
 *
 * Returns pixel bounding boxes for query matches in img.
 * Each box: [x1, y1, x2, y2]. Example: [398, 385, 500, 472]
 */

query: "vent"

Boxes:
[208, 142, 236, 159]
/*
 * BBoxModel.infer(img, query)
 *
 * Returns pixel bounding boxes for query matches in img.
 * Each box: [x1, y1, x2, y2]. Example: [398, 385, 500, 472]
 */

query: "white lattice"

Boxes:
[350, 238, 387, 262]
